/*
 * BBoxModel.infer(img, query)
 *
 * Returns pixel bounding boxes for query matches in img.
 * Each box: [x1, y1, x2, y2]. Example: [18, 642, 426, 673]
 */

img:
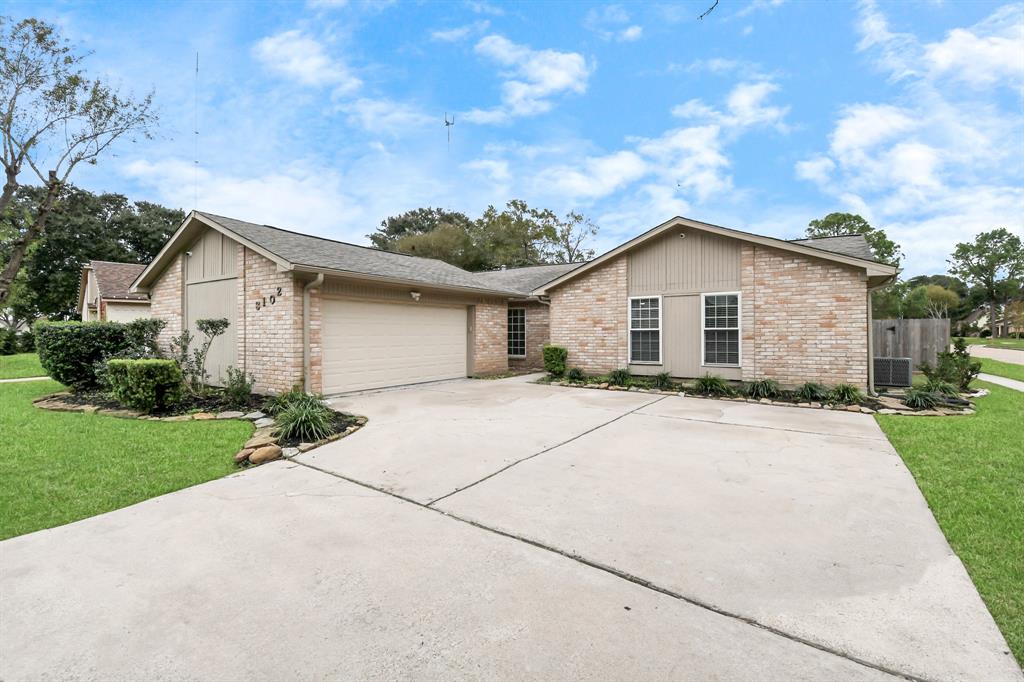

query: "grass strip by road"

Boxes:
[964, 337, 1024, 351]
[0, 353, 45, 379]
[978, 357, 1024, 383]
[876, 382, 1023, 665]
[0, 380, 251, 540]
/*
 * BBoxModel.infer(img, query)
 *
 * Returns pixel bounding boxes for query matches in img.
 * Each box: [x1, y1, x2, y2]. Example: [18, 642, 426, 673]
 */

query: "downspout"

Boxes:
[303, 273, 324, 393]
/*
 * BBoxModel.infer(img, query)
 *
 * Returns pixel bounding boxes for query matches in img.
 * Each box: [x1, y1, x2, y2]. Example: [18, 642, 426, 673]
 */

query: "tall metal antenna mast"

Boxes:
[444, 112, 455, 152]
[193, 52, 199, 211]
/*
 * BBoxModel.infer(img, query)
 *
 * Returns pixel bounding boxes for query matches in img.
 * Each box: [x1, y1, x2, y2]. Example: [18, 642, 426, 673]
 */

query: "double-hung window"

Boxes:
[703, 293, 740, 366]
[629, 297, 661, 363]
[508, 308, 526, 357]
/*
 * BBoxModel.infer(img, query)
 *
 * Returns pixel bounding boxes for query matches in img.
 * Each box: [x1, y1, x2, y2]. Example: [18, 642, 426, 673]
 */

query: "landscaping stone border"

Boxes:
[534, 380, 977, 417]
[32, 392, 368, 465]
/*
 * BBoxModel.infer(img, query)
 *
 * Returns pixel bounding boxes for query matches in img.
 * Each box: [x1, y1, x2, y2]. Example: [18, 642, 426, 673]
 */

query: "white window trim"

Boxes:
[628, 295, 663, 365]
[700, 291, 742, 368]
[507, 307, 527, 358]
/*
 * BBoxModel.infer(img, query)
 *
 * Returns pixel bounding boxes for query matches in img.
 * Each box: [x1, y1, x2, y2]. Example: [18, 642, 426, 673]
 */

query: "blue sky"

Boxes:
[13, 0, 1024, 276]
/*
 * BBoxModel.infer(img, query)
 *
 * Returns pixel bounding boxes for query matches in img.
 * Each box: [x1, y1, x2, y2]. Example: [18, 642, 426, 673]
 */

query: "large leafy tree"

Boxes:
[805, 212, 903, 265]
[371, 200, 598, 271]
[0, 184, 182, 320]
[948, 228, 1024, 338]
[905, 284, 960, 319]
[0, 17, 157, 304]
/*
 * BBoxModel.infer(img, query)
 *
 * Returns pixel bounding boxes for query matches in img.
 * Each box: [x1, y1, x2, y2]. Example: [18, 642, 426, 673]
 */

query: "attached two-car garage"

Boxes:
[321, 299, 469, 394]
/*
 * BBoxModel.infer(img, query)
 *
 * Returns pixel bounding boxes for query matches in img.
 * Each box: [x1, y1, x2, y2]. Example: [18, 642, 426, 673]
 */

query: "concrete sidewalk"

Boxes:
[970, 344, 1024, 365]
[978, 373, 1024, 392]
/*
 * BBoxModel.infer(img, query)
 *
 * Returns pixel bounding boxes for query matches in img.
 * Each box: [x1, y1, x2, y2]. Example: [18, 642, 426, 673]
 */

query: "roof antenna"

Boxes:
[444, 112, 455, 152]
[193, 51, 199, 211]
[698, 0, 719, 20]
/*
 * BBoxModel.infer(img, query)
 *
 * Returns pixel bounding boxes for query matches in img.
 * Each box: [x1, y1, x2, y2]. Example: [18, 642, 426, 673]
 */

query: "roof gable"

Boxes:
[532, 216, 898, 295]
[89, 261, 148, 301]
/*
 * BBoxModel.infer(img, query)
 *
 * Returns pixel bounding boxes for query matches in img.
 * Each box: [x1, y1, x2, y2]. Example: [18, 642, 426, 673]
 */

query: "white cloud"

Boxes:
[430, 20, 489, 42]
[671, 78, 789, 132]
[584, 5, 644, 42]
[795, 1, 1024, 275]
[732, 0, 785, 19]
[465, 35, 592, 123]
[463, 158, 511, 183]
[533, 150, 648, 200]
[252, 29, 361, 93]
[337, 98, 434, 134]
[466, 0, 505, 16]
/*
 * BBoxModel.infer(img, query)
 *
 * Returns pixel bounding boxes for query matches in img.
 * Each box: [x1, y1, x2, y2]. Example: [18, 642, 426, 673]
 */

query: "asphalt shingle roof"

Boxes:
[90, 261, 148, 301]
[472, 263, 584, 295]
[789, 235, 878, 262]
[198, 212, 523, 295]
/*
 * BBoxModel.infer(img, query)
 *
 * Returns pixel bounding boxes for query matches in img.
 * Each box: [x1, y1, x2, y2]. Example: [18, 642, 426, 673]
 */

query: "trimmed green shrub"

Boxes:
[542, 344, 568, 377]
[609, 367, 631, 386]
[106, 359, 183, 412]
[694, 373, 732, 396]
[567, 367, 586, 383]
[794, 381, 829, 402]
[747, 378, 782, 400]
[920, 337, 981, 391]
[275, 393, 336, 442]
[34, 320, 129, 388]
[652, 371, 673, 390]
[829, 383, 864, 404]
[224, 366, 255, 408]
[903, 387, 940, 410]
[17, 330, 35, 353]
[124, 318, 166, 357]
[0, 329, 15, 355]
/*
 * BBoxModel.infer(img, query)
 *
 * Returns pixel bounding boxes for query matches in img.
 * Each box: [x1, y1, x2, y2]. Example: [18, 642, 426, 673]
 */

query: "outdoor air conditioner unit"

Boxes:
[874, 357, 913, 387]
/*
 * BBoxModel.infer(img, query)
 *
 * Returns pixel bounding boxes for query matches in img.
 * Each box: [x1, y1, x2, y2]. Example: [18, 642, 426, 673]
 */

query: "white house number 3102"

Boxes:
[255, 287, 283, 311]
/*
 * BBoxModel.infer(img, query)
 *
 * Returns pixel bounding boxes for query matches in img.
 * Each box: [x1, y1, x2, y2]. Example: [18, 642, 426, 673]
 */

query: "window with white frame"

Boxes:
[703, 293, 740, 365]
[629, 297, 660, 363]
[508, 308, 526, 357]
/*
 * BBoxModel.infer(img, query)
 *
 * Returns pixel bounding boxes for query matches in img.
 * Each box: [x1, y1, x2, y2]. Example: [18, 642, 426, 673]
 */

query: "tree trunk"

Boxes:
[989, 300, 998, 339]
[0, 165, 19, 217]
[0, 172, 60, 305]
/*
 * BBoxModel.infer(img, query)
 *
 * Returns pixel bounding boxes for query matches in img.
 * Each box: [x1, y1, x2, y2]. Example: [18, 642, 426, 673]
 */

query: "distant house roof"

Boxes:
[789, 234, 878, 262]
[472, 262, 584, 296]
[89, 260, 149, 301]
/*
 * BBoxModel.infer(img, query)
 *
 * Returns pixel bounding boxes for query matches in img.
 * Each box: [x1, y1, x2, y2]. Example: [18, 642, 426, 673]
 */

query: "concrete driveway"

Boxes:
[2, 377, 1020, 681]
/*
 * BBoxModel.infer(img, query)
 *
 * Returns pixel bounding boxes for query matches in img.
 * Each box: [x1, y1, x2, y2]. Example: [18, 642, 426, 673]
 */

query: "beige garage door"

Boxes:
[322, 299, 468, 394]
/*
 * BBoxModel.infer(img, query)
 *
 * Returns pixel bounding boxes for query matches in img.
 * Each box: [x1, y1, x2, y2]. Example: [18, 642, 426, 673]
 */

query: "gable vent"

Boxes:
[874, 357, 912, 387]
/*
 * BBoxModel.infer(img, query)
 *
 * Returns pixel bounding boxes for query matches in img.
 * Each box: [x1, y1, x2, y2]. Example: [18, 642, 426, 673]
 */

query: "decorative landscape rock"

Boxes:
[297, 443, 316, 453]
[216, 411, 245, 420]
[254, 417, 276, 429]
[249, 444, 282, 465]
[281, 447, 300, 458]
[243, 411, 266, 420]
[233, 448, 254, 463]
[244, 435, 277, 450]
[193, 412, 215, 420]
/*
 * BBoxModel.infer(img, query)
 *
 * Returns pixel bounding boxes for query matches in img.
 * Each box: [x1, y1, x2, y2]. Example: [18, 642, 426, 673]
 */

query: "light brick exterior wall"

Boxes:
[549, 257, 629, 374]
[239, 248, 304, 394]
[471, 301, 509, 375]
[149, 254, 183, 352]
[509, 301, 550, 371]
[741, 243, 868, 389]
[308, 288, 323, 394]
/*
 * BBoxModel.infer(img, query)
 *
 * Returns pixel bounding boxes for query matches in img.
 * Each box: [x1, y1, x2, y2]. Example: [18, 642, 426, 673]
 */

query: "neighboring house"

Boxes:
[531, 217, 898, 391]
[78, 261, 151, 322]
[131, 211, 897, 395]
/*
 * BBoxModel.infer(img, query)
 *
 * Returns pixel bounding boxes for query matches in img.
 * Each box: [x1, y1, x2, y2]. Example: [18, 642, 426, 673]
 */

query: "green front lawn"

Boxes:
[964, 337, 1024, 351]
[0, 380, 252, 540]
[979, 357, 1024, 383]
[0, 353, 45, 379]
[876, 383, 1024, 665]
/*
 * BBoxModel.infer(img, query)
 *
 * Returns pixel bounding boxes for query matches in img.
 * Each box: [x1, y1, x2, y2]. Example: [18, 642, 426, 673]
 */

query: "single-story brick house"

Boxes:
[78, 260, 151, 322]
[532, 216, 898, 390]
[131, 211, 896, 395]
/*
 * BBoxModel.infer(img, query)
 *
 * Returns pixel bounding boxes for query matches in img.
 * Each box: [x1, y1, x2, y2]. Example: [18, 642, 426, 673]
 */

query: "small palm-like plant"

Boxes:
[923, 379, 958, 397]
[609, 367, 632, 386]
[903, 387, 940, 410]
[652, 372, 673, 390]
[274, 392, 336, 442]
[746, 378, 782, 400]
[694, 373, 732, 396]
[794, 381, 829, 402]
[829, 383, 864, 405]
[566, 367, 586, 383]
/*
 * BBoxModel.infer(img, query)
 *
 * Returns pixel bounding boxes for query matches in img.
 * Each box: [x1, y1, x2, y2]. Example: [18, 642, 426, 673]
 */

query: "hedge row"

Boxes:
[106, 359, 183, 411]
[34, 319, 165, 389]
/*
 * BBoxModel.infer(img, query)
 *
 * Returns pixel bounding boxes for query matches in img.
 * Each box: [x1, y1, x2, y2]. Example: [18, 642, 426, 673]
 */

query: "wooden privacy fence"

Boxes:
[872, 318, 950, 367]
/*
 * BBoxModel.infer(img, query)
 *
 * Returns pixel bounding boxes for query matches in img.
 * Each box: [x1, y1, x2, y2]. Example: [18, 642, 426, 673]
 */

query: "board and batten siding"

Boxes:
[627, 228, 742, 379]
[184, 228, 239, 385]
